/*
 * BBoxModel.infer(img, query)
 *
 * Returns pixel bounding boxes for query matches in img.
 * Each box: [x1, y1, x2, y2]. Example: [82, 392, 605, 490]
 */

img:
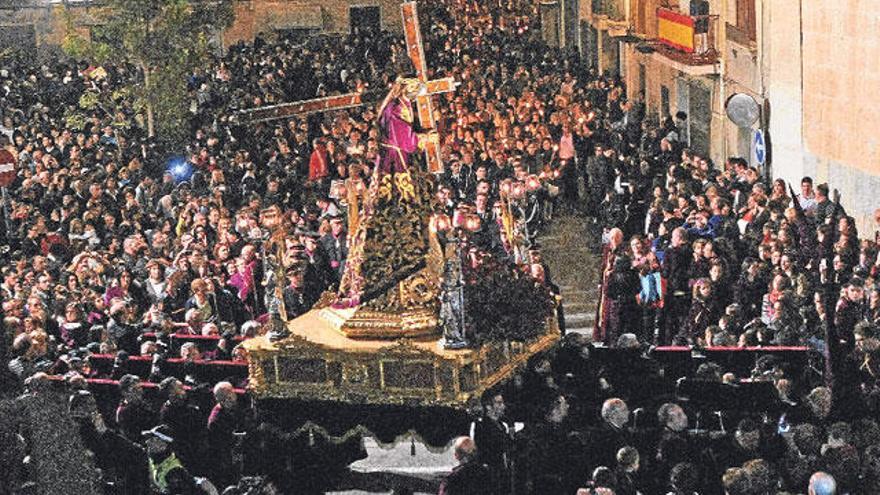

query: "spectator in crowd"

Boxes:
[207, 381, 242, 488]
[439, 436, 492, 495]
[1, 0, 880, 492]
[116, 374, 156, 442]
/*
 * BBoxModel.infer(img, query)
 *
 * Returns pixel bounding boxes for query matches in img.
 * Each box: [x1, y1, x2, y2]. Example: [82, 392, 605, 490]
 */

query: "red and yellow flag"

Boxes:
[658, 8, 695, 53]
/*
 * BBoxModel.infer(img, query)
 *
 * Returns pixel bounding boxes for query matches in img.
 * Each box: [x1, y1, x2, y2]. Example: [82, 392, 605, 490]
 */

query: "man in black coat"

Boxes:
[660, 227, 692, 345]
[207, 382, 244, 489]
[159, 377, 204, 473]
[606, 256, 641, 340]
[471, 393, 512, 494]
[444, 160, 474, 202]
[116, 374, 157, 443]
[585, 145, 611, 214]
[814, 183, 844, 227]
[829, 278, 866, 412]
[439, 436, 493, 495]
[320, 216, 348, 281]
[301, 230, 337, 294]
[282, 265, 312, 320]
[519, 393, 586, 494]
[570, 397, 633, 478]
[107, 301, 148, 356]
[833, 278, 865, 355]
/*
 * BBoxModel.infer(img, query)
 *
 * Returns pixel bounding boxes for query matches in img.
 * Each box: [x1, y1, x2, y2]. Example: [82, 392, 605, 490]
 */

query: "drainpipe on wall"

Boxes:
[719, 0, 728, 163]
[757, 0, 770, 179]
[560, 0, 566, 48]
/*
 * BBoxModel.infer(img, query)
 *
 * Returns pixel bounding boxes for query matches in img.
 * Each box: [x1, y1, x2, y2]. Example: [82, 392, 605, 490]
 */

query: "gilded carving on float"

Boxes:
[243, 316, 560, 408]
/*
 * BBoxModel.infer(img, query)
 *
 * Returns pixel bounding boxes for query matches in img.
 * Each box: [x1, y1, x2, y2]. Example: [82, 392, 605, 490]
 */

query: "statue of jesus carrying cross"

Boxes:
[332, 75, 439, 309]
[375, 77, 439, 176]
[237, 1, 456, 322]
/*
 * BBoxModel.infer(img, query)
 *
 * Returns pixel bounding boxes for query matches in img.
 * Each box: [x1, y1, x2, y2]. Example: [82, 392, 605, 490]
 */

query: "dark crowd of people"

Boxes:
[1, 0, 879, 492]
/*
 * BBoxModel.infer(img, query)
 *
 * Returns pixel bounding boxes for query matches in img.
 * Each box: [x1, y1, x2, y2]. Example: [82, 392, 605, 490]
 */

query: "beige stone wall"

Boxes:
[801, 1, 880, 176]
[225, 0, 403, 44]
[765, 0, 803, 187]
[770, 0, 880, 234]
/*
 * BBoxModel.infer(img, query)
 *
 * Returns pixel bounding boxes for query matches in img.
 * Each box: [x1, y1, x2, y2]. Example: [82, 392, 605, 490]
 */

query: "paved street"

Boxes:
[539, 212, 602, 338]
[330, 436, 454, 494]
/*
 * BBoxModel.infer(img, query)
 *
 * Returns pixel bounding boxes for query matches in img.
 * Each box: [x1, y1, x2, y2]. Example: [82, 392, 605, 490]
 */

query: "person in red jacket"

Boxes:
[308, 138, 329, 188]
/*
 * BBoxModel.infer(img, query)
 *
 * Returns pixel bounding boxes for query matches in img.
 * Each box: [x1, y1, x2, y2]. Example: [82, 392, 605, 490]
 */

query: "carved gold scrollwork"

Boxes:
[378, 174, 393, 201]
[244, 317, 562, 408]
[395, 172, 416, 202]
[398, 271, 439, 308]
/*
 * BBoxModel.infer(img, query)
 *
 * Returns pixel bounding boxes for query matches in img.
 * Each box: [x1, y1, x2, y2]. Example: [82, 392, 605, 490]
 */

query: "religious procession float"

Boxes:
[239, 2, 561, 445]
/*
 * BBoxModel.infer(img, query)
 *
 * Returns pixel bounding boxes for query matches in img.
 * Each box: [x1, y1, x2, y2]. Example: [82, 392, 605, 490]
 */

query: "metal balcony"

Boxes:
[647, 7, 720, 75]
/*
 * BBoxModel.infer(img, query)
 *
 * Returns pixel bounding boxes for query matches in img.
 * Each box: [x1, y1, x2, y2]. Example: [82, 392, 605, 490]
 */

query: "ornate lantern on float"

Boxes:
[525, 175, 541, 192]
[511, 181, 526, 200]
[464, 214, 481, 233]
[431, 212, 451, 234]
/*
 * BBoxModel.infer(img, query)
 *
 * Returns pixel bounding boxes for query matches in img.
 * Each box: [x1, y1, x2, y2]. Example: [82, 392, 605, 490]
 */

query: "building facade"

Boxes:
[582, 0, 880, 234]
[0, 0, 403, 52]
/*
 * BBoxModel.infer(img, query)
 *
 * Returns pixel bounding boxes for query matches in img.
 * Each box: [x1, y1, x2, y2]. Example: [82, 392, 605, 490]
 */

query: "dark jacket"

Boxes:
[320, 232, 348, 279]
[282, 285, 311, 320]
[107, 318, 146, 355]
[472, 417, 510, 470]
[662, 245, 693, 294]
[439, 460, 493, 495]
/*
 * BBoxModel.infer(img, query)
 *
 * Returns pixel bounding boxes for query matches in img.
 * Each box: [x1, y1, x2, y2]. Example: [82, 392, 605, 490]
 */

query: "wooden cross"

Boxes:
[235, 1, 457, 173]
[234, 92, 372, 124]
[401, 0, 457, 174]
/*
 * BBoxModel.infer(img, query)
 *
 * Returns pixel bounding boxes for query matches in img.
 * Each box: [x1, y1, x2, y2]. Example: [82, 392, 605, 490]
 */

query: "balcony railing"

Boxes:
[654, 7, 719, 66]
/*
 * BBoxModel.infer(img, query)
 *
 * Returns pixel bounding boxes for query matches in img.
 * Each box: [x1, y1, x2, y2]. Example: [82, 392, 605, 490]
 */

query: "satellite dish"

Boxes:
[725, 93, 760, 128]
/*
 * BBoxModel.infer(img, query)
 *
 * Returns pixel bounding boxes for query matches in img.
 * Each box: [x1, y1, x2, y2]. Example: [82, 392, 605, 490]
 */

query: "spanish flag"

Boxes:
[658, 9, 695, 53]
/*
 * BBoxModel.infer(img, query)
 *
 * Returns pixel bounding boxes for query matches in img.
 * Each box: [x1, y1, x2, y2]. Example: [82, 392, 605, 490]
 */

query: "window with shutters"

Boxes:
[728, 0, 756, 46]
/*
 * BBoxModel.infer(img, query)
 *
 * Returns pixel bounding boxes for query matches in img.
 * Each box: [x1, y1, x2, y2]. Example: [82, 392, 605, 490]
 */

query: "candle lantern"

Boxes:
[526, 175, 541, 191]
[452, 209, 466, 228]
[465, 215, 481, 232]
[432, 213, 451, 233]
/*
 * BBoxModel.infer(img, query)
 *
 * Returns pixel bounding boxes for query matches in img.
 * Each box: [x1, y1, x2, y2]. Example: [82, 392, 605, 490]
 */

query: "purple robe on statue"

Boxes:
[333, 92, 430, 309]
[377, 97, 419, 174]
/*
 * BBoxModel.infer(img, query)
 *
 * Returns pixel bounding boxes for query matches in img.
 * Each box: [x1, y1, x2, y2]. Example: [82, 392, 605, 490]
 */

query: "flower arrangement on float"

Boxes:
[430, 206, 555, 345]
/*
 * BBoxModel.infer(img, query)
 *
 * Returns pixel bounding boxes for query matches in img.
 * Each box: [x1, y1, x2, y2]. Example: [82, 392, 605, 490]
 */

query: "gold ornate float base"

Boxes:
[242, 309, 560, 408]
[318, 305, 440, 340]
